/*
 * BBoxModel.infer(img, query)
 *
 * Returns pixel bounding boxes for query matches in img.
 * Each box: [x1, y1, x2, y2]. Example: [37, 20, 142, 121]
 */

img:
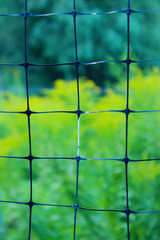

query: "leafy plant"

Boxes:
[0, 68, 160, 239]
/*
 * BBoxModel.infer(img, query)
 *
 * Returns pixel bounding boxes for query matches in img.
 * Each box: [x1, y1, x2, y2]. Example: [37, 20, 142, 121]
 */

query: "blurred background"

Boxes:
[0, 0, 160, 239]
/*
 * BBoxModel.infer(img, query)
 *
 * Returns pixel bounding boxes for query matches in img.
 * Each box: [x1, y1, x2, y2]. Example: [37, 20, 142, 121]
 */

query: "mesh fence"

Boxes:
[0, 0, 160, 239]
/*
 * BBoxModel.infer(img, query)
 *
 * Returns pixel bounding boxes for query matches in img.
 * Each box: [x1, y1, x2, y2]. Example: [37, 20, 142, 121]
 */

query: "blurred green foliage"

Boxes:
[0, 68, 160, 239]
[0, 0, 160, 86]
[0, 1, 160, 239]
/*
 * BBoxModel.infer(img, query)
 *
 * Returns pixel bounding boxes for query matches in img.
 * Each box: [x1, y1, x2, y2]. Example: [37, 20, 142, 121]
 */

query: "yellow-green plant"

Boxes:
[0, 68, 160, 239]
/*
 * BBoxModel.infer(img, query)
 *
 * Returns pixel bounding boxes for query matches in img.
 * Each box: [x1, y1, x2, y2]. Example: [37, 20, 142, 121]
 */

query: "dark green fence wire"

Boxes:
[0, 0, 160, 239]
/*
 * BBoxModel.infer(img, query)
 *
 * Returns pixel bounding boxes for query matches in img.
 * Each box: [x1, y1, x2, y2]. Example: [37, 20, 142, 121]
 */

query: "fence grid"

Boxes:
[0, 0, 160, 239]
